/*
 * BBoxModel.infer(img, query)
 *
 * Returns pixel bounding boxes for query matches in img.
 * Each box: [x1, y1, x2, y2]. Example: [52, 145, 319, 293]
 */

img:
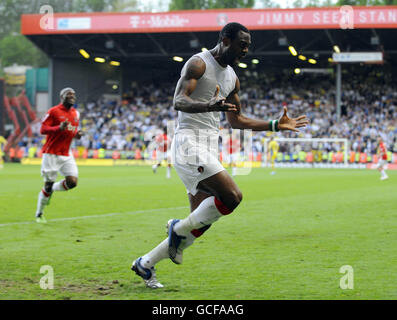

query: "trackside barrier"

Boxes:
[19, 157, 397, 170]
[16, 149, 397, 162]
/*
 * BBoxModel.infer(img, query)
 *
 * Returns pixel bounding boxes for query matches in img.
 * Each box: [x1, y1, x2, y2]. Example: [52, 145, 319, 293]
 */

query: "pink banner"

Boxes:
[22, 6, 397, 35]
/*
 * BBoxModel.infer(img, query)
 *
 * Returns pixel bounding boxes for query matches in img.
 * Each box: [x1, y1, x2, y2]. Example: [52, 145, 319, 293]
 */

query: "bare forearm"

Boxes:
[229, 114, 272, 131]
[174, 96, 209, 113]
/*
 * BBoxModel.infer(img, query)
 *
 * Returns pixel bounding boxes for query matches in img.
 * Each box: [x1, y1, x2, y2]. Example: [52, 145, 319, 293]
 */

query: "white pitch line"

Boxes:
[0, 206, 189, 228]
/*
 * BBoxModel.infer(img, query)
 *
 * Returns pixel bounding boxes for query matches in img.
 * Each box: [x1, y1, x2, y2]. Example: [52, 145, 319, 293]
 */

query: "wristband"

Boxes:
[274, 120, 280, 132]
[270, 120, 280, 132]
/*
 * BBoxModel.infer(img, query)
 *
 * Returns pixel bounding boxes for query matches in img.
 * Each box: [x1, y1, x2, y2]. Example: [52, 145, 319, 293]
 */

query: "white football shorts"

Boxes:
[156, 150, 171, 162]
[171, 129, 225, 196]
[223, 152, 239, 164]
[376, 158, 388, 169]
[41, 153, 78, 182]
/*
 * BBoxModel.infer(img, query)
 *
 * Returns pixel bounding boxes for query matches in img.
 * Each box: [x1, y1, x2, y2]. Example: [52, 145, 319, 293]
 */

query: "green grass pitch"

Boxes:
[0, 163, 396, 300]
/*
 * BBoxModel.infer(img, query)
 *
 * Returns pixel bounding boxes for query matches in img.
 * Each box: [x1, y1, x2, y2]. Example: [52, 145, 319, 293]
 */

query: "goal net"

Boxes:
[263, 137, 349, 168]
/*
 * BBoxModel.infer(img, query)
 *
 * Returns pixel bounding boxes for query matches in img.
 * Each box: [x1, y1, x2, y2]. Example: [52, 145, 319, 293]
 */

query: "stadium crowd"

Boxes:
[16, 67, 397, 162]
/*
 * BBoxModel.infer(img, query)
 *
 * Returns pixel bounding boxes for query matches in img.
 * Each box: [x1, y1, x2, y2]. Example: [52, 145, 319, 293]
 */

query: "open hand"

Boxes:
[208, 85, 238, 113]
[278, 106, 309, 132]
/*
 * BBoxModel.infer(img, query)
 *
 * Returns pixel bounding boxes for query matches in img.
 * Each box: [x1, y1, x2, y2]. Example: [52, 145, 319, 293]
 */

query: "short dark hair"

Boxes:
[218, 22, 249, 43]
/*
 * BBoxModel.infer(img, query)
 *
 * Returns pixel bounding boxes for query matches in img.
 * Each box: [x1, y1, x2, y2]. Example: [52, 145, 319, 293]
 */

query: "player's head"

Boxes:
[217, 22, 251, 66]
[60, 87, 76, 106]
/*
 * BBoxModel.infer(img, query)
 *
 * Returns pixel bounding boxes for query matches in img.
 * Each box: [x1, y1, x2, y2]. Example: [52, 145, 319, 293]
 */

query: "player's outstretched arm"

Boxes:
[226, 78, 272, 131]
[226, 78, 308, 132]
[174, 57, 237, 113]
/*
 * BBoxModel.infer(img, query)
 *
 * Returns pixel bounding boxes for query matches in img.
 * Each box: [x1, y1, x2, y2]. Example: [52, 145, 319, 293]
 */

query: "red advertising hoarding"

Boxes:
[21, 6, 397, 35]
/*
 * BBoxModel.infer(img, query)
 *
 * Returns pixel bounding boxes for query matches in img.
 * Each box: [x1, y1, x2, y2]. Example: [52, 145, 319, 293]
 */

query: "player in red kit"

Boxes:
[152, 128, 172, 179]
[376, 138, 389, 181]
[224, 129, 240, 176]
[35, 88, 84, 223]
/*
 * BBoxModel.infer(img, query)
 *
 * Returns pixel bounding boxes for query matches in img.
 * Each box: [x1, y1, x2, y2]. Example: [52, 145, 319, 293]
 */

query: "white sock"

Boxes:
[183, 232, 196, 248]
[232, 167, 237, 176]
[36, 189, 50, 217]
[140, 197, 227, 268]
[141, 229, 199, 268]
[52, 180, 68, 192]
[174, 196, 223, 236]
[141, 238, 169, 269]
[181, 227, 209, 251]
[166, 166, 171, 178]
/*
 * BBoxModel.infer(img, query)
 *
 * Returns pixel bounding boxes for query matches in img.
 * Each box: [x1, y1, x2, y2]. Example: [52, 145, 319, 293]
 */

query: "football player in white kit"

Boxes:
[132, 23, 309, 288]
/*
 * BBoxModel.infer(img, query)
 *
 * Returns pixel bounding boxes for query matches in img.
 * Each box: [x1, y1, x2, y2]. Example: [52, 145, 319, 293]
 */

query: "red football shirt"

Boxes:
[155, 134, 170, 153]
[225, 137, 240, 155]
[40, 103, 79, 156]
[379, 142, 387, 160]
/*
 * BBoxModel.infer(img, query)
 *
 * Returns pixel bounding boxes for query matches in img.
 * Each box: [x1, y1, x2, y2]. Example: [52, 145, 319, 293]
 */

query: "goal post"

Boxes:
[263, 137, 349, 168]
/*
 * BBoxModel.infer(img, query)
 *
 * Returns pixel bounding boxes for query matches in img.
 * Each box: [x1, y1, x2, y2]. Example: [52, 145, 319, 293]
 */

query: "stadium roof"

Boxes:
[21, 7, 397, 68]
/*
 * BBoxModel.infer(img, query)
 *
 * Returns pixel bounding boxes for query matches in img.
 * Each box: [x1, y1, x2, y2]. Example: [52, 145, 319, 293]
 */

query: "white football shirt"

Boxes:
[174, 50, 237, 133]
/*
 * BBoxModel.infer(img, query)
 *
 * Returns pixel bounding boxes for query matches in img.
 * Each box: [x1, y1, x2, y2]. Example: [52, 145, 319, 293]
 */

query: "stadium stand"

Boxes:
[18, 67, 396, 166]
